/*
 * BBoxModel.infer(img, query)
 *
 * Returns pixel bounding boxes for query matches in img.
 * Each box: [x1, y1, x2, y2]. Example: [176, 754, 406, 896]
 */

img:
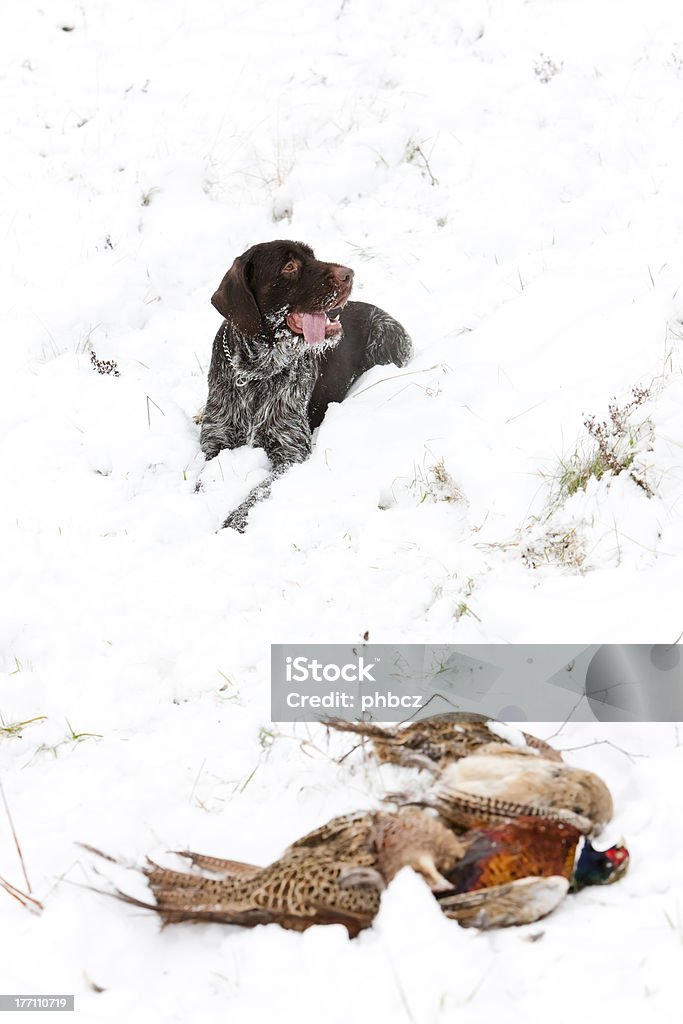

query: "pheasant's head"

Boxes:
[571, 838, 630, 891]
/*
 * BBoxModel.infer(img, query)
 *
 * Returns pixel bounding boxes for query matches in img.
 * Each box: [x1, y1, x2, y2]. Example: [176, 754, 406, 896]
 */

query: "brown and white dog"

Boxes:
[199, 240, 412, 531]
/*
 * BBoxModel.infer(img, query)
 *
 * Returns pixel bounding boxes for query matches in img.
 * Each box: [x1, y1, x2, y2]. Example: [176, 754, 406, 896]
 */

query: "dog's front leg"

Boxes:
[221, 466, 284, 532]
[221, 422, 312, 532]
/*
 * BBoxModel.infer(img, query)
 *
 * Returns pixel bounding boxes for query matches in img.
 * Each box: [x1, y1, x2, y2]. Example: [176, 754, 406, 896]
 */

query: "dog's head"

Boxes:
[212, 241, 354, 347]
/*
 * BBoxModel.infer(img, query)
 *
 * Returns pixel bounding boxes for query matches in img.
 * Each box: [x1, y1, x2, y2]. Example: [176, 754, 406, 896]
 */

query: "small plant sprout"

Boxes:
[404, 138, 439, 185]
[217, 669, 242, 704]
[141, 186, 161, 206]
[66, 720, 103, 745]
[258, 727, 279, 751]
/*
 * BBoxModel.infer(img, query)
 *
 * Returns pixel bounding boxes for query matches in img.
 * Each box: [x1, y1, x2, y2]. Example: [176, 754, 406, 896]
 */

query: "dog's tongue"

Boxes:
[302, 312, 327, 344]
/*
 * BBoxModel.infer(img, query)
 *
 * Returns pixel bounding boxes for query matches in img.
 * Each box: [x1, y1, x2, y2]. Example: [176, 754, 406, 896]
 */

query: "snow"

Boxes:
[1, 0, 683, 1020]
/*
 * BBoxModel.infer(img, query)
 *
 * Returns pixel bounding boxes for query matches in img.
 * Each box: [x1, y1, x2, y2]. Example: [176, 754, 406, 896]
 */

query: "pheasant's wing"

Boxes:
[438, 876, 570, 929]
[287, 811, 374, 854]
[425, 787, 592, 833]
[172, 851, 263, 877]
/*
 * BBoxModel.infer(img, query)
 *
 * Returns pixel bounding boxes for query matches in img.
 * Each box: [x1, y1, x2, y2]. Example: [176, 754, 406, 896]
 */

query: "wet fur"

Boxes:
[199, 241, 412, 531]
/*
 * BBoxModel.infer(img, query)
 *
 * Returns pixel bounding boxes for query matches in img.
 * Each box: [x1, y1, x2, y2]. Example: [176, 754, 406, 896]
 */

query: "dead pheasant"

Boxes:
[88, 808, 464, 938]
[412, 745, 614, 835]
[327, 712, 563, 770]
[436, 817, 629, 928]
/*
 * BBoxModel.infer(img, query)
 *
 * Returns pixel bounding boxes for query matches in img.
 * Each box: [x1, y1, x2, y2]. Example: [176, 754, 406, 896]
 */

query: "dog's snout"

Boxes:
[333, 265, 354, 285]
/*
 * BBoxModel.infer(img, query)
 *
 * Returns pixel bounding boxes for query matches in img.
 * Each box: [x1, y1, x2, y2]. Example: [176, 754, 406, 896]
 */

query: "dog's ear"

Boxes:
[211, 254, 261, 336]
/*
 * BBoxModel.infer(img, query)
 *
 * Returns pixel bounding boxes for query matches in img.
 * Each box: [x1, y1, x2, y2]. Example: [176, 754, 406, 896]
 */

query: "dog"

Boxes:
[199, 240, 412, 531]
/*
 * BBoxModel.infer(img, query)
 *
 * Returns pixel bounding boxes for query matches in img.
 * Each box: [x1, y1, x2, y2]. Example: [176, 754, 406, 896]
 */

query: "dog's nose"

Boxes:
[333, 265, 354, 285]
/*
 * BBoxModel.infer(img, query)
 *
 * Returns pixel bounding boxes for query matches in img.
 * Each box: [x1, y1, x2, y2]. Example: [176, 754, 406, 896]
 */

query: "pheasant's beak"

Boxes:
[414, 855, 453, 893]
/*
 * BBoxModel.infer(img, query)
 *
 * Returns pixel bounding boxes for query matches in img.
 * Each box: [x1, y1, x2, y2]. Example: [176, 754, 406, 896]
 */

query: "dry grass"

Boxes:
[0, 781, 42, 914]
[549, 385, 654, 505]
[411, 457, 465, 505]
[522, 526, 586, 571]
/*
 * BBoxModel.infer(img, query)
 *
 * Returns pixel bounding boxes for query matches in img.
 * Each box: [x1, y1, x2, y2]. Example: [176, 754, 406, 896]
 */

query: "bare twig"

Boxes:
[0, 874, 43, 914]
[351, 364, 447, 400]
[146, 395, 165, 426]
[0, 779, 32, 893]
[412, 145, 439, 186]
[557, 739, 649, 763]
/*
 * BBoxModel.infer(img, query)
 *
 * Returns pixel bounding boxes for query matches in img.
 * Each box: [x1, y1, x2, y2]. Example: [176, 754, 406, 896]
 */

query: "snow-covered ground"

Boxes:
[2, 0, 683, 1020]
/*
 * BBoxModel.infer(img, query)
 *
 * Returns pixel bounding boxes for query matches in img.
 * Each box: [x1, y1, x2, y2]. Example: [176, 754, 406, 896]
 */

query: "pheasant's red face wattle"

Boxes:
[605, 846, 630, 868]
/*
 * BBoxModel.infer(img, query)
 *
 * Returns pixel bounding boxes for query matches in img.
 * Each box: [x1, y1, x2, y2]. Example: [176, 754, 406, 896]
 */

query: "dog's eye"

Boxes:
[282, 260, 299, 275]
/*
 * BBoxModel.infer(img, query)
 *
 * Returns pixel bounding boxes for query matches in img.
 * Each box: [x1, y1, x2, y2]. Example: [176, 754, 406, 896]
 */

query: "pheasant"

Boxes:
[89, 808, 464, 938]
[87, 808, 628, 936]
[326, 712, 564, 770]
[411, 744, 614, 836]
[436, 816, 629, 928]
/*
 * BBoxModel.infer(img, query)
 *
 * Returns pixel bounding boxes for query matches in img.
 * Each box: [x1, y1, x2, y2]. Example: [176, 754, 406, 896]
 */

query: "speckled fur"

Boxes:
[199, 241, 412, 531]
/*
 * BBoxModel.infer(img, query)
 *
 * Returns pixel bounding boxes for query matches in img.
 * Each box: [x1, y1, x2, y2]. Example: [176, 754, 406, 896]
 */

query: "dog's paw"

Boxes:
[222, 506, 249, 532]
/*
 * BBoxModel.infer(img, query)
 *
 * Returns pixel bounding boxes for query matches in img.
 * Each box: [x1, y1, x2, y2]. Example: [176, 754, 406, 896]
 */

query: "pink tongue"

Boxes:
[302, 312, 327, 344]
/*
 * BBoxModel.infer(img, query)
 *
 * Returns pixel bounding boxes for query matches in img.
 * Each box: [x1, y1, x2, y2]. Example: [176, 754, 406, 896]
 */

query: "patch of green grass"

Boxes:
[258, 727, 278, 751]
[0, 714, 47, 738]
[66, 720, 103, 745]
[217, 669, 241, 704]
[235, 765, 258, 793]
[23, 721, 103, 767]
[556, 450, 607, 497]
[454, 602, 481, 623]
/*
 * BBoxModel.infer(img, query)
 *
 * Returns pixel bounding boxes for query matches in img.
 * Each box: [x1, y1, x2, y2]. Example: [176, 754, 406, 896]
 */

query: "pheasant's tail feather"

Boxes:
[108, 885, 163, 915]
[144, 858, 223, 892]
[323, 719, 395, 741]
[428, 788, 592, 833]
[79, 842, 162, 911]
[173, 851, 263, 877]
[439, 876, 570, 929]
[77, 842, 138, 870]
[73, 875, 161, 916]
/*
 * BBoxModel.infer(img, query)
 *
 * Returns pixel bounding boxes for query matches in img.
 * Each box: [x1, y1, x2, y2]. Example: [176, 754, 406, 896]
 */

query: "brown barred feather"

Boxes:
[88, 809, 463, 938]
[172, 852, 263, 877]
[326, 713, 563, 769]
[422, 749, 613, 835]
